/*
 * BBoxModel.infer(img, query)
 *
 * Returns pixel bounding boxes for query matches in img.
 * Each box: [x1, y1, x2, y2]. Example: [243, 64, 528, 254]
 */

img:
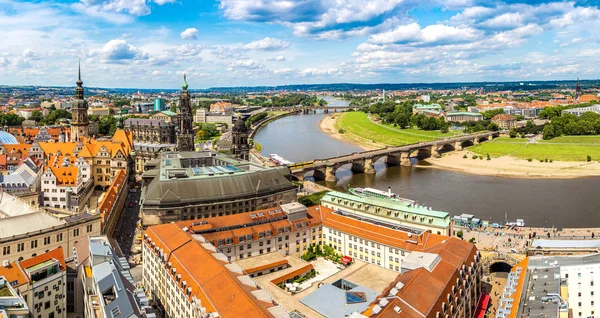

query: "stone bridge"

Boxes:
[266, 106, 359, 114]
[480, 251, 525, 276]
[290, 131, 500, 182]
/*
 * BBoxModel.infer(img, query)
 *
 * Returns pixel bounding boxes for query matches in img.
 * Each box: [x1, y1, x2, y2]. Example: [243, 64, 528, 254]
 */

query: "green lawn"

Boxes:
[539, 136, 600, 144]
[471, 136, 600, 161]
[337, 112, 461, 146]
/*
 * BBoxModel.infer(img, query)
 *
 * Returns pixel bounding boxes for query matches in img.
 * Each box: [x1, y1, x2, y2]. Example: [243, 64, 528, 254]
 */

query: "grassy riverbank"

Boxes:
[336, 112, 461, 146]
[470, 136, 600, 161]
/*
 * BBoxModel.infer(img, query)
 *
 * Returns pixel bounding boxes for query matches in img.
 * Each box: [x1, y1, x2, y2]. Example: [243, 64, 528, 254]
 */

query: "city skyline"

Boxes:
[2, 0, 600, 88]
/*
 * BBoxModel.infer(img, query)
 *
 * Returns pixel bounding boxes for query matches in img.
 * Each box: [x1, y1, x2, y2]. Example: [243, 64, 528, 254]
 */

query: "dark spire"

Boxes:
[576, 77, 581, 99]
[76, 59, 84, 99]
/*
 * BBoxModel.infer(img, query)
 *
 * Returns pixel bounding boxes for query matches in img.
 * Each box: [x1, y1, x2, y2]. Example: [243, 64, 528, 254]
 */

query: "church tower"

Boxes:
[71, 60, 89, 141]
[231, 117, 250, 160]
[176, 74, 194, 152]
[576, 77, 581, 100]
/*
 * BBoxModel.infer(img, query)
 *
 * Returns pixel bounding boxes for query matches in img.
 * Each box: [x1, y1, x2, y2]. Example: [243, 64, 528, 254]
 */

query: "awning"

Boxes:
[341, 256, 353, 265]
[474, 294, 491, 318]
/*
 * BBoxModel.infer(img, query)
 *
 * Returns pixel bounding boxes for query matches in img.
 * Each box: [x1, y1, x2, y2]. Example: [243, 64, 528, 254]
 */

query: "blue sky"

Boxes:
[1, 0, 600, 88]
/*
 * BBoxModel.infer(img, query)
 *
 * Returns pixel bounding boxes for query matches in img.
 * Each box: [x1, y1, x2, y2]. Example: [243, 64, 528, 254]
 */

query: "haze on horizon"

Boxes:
[2, 0, 600, 89]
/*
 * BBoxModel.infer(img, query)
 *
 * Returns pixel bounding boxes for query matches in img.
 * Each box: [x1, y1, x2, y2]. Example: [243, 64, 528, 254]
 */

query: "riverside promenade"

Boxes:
[458, 225, 600, 254]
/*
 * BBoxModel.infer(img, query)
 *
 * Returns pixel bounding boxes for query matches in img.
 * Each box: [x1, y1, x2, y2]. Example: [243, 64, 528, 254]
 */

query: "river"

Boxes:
[253, 101, 600, 228]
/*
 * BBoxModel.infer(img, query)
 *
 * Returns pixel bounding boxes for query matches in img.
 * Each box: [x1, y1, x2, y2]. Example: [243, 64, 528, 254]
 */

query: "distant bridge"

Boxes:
[265, 106, 359, 114]
[290, 131, 500, 182]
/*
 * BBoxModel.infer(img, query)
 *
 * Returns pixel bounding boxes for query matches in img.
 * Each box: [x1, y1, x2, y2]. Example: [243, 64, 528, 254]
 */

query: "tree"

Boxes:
[29, 110, 43, 122]
[98, 116, 117, 136]
[440, 121, 450, 133]
[525, 120, 536, 134]
[456, 230, 464, 238]
[481, 109, 504, 120]
[542, 124, 555, 140]
[487, 122, 499, 131]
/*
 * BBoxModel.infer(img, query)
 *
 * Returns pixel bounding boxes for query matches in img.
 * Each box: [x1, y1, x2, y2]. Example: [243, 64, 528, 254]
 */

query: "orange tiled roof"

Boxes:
[578, 94, 599, 103]
[19, 247, 66, 275]
[49, 166, 79, 185]
[244, 259, 289, 275]
[144, 224, 276, 318]
[98, 169, 127, 225]
[0, 263, 27, 288]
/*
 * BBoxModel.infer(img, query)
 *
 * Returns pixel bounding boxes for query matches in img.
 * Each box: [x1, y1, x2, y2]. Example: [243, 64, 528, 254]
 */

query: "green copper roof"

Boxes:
[322, 191, 450, 227]
[414, 103, 442, 109]
[160, 110, 177, 116]
[182, 74, 188, 90]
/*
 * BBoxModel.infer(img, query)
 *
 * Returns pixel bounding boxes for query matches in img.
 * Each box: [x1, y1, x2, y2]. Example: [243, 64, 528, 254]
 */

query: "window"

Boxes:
[73, 229, 79, 236]
[56, 233, 63, 242]
[44, 237, 51, 245]
[2, 246, 9, 255]
[17, 243, 24, 252]
[31, 240, 38, 249]
[86, 224, 93, 233]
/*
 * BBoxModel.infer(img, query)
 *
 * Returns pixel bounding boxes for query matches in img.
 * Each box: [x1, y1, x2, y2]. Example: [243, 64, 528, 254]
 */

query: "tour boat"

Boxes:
[269, 154, 292, 166]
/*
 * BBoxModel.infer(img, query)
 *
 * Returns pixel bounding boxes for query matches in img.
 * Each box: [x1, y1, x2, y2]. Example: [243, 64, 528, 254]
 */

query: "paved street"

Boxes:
[115, 181, 143, 282]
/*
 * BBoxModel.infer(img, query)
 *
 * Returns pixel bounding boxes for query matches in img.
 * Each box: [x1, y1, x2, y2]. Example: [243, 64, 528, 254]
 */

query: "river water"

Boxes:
[254, 100, 600, 228]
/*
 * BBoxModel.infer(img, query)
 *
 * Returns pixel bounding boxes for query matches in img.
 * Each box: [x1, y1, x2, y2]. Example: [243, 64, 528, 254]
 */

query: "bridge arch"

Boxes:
[461, 140, 475, 148]
[437, 143, 455, 155]
[416, 147, 431, 159]
[478, 136, 491, 143]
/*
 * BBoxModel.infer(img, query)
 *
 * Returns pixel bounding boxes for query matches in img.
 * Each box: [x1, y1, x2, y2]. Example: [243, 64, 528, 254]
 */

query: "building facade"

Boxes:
[321, 191, 453, 235]
[0, 248, 68, 318]
[0, 193, 101, 264]
[139, 151, 297, 226]
[124, 118, 175, 144]
[142, 203, 482, 318]
[443, 111, 483, 122]
[41, 156, 93, 211]
[492, 114, 518, 130]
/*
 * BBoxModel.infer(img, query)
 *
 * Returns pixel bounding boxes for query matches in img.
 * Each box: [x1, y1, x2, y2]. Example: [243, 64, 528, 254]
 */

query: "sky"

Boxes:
[2, 0, 600, 89]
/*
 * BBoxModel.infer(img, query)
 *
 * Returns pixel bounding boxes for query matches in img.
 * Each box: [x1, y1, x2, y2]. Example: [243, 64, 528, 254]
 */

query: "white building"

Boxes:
[421, 94, 431, 103]
[41, 156, 93, 211]
[0, 275, 30, 317]
[0, 247, 67, 318]
[73, 236, 153, 318]
[529, 254, 600, 318]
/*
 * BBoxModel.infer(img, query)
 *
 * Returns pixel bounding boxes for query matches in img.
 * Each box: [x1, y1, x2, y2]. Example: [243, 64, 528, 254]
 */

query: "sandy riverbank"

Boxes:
[318, 114, 384, 151]
[423, 151, 600, 179]
[319, 114, 600, 179]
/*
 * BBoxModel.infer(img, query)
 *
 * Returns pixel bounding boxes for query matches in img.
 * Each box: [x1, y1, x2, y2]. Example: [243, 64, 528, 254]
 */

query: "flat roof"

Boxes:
[235, 252, 287, 272]
[300, 283, 378, 318]
[324, 191, 450, 222]
[529, 254, 600, 268]
[530, 239, 600, 249]
[519, 267, 561, 318]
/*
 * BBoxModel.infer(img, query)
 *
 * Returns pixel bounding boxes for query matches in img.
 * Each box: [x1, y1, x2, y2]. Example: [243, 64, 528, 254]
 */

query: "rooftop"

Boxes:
[300, 282, 378, 318]
[323, 191, 450, 226]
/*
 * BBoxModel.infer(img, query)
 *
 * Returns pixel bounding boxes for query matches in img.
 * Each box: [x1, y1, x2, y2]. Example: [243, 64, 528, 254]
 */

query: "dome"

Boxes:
[0, 131, 18, 144]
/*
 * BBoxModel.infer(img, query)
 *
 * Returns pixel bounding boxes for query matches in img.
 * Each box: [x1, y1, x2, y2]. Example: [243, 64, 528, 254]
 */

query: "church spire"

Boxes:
[576, 77, 581, 100]
[76, 59, 84, 99]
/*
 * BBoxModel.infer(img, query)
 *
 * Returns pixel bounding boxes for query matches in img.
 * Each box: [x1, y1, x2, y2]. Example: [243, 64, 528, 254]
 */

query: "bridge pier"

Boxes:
[473, 138, 480, 145]
[454, 141, 463, 151]
[400, 152, 411, 166]
[431, 146, 440, 158]
[363, 158, 376, 175]
[325, 165, 337, 182]
[324, 109, 329, 114]
[313, 168, 326, 181]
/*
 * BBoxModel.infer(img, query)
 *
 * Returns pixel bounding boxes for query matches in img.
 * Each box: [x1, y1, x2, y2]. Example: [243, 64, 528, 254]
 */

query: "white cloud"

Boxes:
[243, 37, 290, 51]
[228, 59, 261, 69]
[267, 55, 286, 61]
[180, 28, 199, 40]
[96, 39, 149, 61]
[368, 23, 483, 46]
